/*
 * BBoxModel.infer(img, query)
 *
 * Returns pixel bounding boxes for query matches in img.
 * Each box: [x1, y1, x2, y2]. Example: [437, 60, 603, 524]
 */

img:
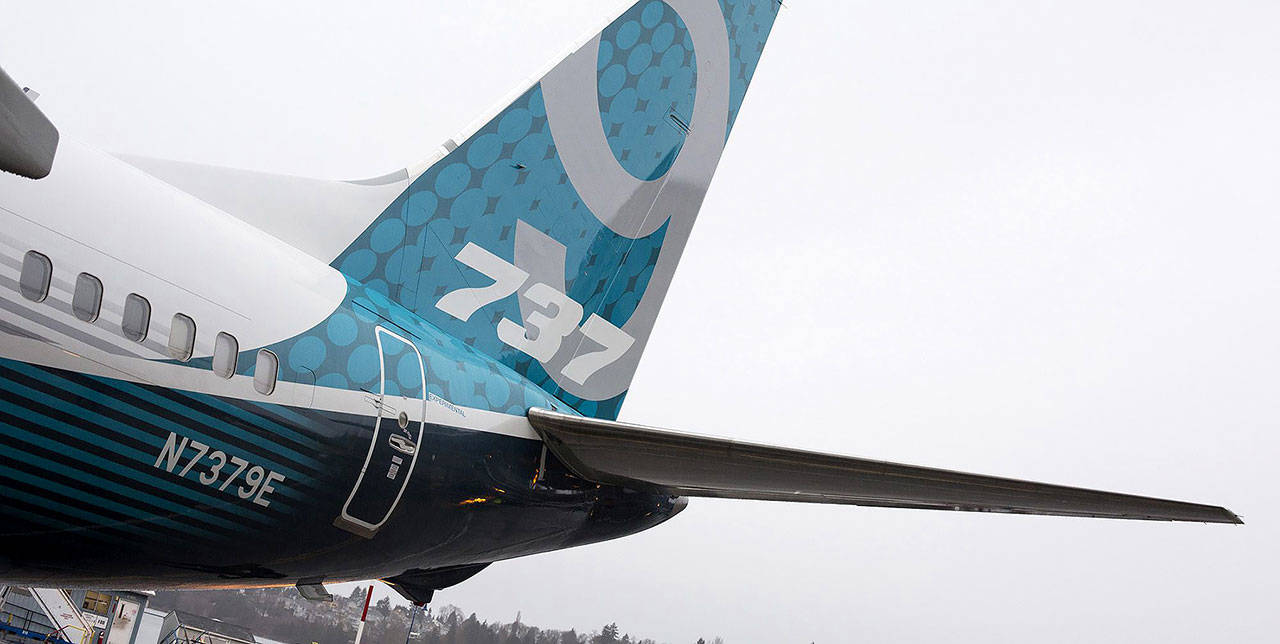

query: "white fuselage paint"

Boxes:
[0, 137, 539, 440]
[115, 154, 414, 265]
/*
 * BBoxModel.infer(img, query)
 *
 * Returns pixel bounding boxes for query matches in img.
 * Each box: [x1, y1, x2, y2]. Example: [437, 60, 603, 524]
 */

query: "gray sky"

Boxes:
[3, 1, 1278, 641]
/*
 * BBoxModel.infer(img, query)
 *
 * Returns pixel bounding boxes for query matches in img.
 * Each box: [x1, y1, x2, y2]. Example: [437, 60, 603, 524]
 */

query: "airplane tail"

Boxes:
[331, 0, 782, 419]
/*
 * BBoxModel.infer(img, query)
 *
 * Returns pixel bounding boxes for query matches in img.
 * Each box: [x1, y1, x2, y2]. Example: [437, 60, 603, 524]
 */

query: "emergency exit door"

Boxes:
[335, 327, 426, 538]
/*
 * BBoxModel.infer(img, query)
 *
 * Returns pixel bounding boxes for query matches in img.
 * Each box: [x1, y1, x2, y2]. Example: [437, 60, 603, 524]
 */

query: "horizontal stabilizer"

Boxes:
[527, 408, 1241, 524]
[0, 65, 58, 179]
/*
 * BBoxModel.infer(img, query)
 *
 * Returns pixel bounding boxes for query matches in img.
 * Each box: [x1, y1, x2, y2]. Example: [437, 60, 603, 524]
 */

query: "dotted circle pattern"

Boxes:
[263, 277, 563, 416]
[305, 0, 782, 420]
[597, 0, 698, 181]
[330, 85, 668, 411]
[720, 0, 780, 138]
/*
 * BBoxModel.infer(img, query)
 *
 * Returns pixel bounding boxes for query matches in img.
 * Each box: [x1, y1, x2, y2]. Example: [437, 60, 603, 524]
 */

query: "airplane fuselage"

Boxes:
[2, 0, 1236, 602]
[0, 139, 679, 588]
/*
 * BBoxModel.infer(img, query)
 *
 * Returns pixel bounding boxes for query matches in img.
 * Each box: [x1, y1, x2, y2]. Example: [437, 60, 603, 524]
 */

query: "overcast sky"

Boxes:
[3, 1, 1278, 642]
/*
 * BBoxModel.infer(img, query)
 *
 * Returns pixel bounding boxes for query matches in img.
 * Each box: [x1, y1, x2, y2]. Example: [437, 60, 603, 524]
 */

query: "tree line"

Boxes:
[150, 587, 724, 644]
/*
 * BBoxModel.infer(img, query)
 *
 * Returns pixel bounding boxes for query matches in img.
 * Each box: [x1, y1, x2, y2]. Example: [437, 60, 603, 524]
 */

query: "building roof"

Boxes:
[167, 610, 255, 644]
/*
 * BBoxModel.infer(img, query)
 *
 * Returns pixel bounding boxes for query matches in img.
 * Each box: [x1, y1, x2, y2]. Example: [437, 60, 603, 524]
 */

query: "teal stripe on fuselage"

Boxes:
[167, 388, 324, 454]
[0, 484, 88, 534]
[5, 361, 316, 497]
[242, 397, 342, 440]
[0, 367, 299, 516]
[0, 438, 222, 539]
[0, 410, 254, 533]
[0, 453, 196, 540]
[1, 361, 312, 504]
[0, 387, 272, 528]
[83, 372, 321, 478]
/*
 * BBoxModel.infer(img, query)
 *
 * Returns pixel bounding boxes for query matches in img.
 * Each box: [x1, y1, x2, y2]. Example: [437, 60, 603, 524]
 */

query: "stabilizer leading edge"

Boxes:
[527, 408, 1242, 523]
[0, 65, 58, 179]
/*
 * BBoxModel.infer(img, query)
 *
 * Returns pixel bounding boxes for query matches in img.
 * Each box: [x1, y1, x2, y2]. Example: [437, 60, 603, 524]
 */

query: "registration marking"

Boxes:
[153, 431, 286, 507]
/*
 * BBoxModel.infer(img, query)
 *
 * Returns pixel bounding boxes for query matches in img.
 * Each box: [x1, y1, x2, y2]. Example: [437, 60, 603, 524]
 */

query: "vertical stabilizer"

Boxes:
[332, 0, 782, 418]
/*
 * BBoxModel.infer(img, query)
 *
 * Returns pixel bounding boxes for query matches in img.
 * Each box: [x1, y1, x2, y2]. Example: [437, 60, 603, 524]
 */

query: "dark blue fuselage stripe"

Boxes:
[0, 477, 138, 546]
[3, 361, 317, 497]
[0, 367, 286, 515]
[0, 481, 92, 534]
[166, 388, 324, 453]
[0, 447, 218, 540]
[0, 370, 293, 520]
[0, 426, 246, 537]
[73, 371, 321, 481]
[241, 396, 347, 442]
[0, 412, 259, 535]
[1, 360, 319, 495]
[0, 464, 189, 539]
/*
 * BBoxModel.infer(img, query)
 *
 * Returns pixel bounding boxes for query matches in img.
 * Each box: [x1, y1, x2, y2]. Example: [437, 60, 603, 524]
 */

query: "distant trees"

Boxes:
[374, 597, 392, 621]
[592, 623, 620, 644]
[149, 589, 703, 644]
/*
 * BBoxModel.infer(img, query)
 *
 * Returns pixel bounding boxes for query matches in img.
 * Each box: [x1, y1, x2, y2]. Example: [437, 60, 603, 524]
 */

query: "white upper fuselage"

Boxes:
[0, 137, 347, 363]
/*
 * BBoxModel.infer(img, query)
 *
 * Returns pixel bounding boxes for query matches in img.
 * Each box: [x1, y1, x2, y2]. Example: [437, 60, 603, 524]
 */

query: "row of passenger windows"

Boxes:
[19, 250, 280, 396]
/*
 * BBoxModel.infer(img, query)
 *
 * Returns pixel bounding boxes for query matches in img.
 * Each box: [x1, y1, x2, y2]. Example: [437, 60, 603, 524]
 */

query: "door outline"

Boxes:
[336, 326, 427, 538]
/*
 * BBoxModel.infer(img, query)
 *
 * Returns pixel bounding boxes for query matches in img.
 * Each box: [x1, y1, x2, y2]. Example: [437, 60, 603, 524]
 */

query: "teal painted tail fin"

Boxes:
[331, 0, 781, 419]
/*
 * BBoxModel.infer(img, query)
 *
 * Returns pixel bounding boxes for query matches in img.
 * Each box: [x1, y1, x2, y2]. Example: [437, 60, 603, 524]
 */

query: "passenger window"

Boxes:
[168, 314, 196, 362]
[19, 251, 52, 302]
[122, 293, 151, 342]
[254, 349, 279, 395]
[213, 332, 238, 379]
[72, 273, 103, 322]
